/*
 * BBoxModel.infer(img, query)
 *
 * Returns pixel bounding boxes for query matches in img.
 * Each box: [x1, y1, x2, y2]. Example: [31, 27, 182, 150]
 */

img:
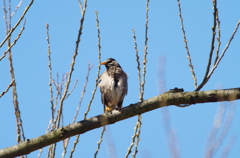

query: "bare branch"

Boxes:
[94, 126, 106, 158]
[125, 119, 140, 158]
[0, 15, 26, 61]
[132, 115, 142, 157]
[37, 23, 54, 157]
[128, 1, 150, 157]
[92, 10, 105, 158]
[141, 0, 149, 101]
[46, 23, 55, 131]
[195, 0, 218, 91]
[126, 28, 141, 158]
[83, 9, 102, 120]
[11, 0, 23, 17]
[4, 0, 26, 147]
[196, 20, 240, 91]
[0, 0, 34, 48]
[65, 79, 78, 99]
[78, 0, 84, 15]
[204, 0, 218, 81]
[133, 1, 150, 157]
[0, 80, 14, 98]
[214, 9, 221, 65]
[74, 64, 93, 124]
[176, 0, 197, 88]
[132, 29, 142, 101]
[55, 0, 88, 131]
[208, 20, 240, 77]
[1, 88, 240, 158]
[70, 7, 100, 157]
[62, 63, 93, 157]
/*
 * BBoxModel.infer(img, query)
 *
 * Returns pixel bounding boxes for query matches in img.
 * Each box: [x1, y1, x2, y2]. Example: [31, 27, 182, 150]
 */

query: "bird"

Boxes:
[98, 58, 128, 113]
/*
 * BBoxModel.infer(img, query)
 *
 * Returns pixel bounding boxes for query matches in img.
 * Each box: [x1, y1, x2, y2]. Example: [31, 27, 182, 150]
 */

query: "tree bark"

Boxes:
[0, 87, 239, 158]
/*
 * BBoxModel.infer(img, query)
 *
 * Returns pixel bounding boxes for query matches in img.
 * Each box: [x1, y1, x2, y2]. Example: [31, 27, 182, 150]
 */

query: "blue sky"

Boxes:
[1, 0, 240, 157]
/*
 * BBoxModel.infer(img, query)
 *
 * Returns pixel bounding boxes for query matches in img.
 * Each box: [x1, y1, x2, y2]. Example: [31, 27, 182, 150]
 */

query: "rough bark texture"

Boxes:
[0, 88, 239, 158]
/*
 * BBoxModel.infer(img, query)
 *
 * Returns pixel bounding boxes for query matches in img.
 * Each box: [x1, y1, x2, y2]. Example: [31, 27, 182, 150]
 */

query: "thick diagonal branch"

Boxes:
[0, 88, 240, 158]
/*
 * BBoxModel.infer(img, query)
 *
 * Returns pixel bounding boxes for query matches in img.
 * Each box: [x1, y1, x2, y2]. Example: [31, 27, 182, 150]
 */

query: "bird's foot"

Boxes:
[105, 111, 112, 114]
[105, 106, 112, 114]
[116, 106, 121, 111]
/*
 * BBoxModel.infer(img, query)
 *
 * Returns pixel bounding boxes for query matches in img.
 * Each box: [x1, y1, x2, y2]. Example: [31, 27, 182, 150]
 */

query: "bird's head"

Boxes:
[101, 58, 122, 69]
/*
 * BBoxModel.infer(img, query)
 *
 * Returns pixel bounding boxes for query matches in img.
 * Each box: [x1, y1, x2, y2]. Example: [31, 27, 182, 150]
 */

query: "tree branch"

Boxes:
[0, 88, 240, 158]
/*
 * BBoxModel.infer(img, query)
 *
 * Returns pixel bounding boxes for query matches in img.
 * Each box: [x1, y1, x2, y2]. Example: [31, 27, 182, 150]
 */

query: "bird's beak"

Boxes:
[101, 62, 106, 65]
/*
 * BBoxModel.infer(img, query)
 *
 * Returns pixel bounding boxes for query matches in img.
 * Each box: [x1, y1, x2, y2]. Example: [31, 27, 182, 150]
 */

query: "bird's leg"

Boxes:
[105, 106, 112, 113]
[116, 106, 122, 111]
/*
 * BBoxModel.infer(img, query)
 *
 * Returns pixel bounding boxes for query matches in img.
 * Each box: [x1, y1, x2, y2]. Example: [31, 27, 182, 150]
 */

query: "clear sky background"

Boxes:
[1, 0, 240, 158]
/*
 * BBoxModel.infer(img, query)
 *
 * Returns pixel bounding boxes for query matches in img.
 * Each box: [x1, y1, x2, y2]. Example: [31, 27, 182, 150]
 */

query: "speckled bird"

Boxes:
[98, 58, 128, 112]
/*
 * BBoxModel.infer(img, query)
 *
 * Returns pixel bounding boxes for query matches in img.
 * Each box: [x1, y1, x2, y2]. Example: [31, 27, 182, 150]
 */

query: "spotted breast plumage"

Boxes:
[98, 58, 128, 112]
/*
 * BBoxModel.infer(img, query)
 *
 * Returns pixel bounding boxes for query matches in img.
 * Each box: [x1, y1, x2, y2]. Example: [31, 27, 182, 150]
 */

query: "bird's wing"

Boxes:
[123, 72, 128, 95]
[117, 72, 128, 108]
[101, 93, 106, 112]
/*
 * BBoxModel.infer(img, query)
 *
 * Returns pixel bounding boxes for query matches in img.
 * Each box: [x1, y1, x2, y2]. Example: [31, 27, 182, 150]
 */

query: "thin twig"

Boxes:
[69, 134, 80, 158]
[5, 0, 26, 148]
[214, 9, 221, 65]
[195, 20, 240, 91]
[62, 63, 93, 158]
[132, 29, 142, 100]
[51, 73, 67, 157]
[47, 73, 65, 158]
[70, 9, 101, 157]
[94, 126, 106, 158]
[83, 9, 101, 120]
[52, 3, 89, 155]
[11, 0, 23, 17]
[56, 0, 88, 128]
[133, 1, 150, 157]
[141, 0, 149, 101]
[37, 23, 54, 157]
[46, 23, 55, 132]
[74, 64, 93, 124]
[68, 1, 90, 157]
[0, 80, 14, 98]
[195, 0, 218, 91]
[65, 79, 78, 99]
[205, 0, 218, 80]
[92, 10, 105, 158]
[132, 115, 142, 158]
[77, 0, 83, 13]
[207, 21, 240, 78]
[3, 1, 25, 156]
[125, 123, 139, 158]
[0, 0, 34, 48]
[0, 19, 26, 61]
[46, 73, 66, 157]
[3, 0, 8, 32]
[176, 0, 197, 88]
[131, 29, 142, 157]
[128, 1, 149, 157]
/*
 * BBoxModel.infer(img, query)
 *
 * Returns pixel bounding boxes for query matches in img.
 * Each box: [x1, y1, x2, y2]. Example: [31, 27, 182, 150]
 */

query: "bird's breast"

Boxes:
[99, 73, 123, 98]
